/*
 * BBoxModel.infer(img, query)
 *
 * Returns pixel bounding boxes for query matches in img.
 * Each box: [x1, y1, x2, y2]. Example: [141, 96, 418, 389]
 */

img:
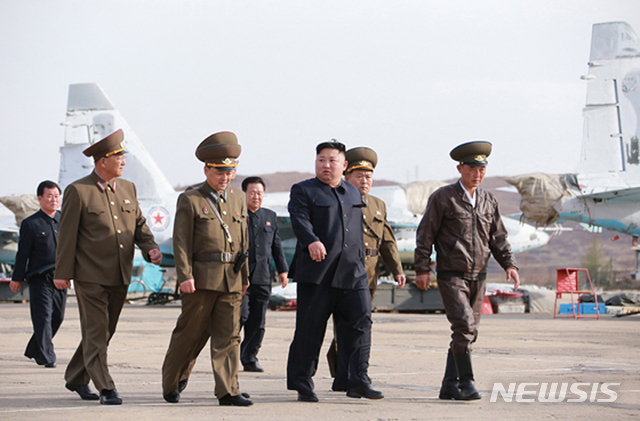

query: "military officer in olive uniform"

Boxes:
[344, 147, 406, 297]
[326, 147, 407, 376]
[414, 140, 519, 401]
[54, 129, 162, 405]
[161, 131, 253, 407]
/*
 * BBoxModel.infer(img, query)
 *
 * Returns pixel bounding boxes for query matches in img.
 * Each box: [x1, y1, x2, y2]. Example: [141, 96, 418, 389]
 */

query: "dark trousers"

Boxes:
[287, 281, 372, 395]
[240, 283, 272, 365]
[65, 281, 127, 391]
[25, 272, 67, 365]
[438, 277, 486, 355]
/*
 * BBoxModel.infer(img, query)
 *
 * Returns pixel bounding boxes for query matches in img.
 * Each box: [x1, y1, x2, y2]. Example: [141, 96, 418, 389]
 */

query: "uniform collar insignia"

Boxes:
[95, 179, 106, 193]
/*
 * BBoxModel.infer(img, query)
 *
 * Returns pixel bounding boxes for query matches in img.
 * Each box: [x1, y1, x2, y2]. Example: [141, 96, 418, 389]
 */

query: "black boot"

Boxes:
[453, 353, 481, 400]
[439, 350, 462, 400]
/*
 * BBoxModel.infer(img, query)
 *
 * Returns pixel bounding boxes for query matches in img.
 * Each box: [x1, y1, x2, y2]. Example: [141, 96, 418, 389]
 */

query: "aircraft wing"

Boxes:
[579, 186, 640, 204]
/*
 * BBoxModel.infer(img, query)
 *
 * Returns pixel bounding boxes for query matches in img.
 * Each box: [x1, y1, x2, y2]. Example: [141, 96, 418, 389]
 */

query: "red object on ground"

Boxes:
[481, 295, 493, 314]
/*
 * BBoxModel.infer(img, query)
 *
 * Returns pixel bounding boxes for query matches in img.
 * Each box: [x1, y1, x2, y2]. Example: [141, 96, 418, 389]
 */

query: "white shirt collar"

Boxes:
[458, 180, 476, 208]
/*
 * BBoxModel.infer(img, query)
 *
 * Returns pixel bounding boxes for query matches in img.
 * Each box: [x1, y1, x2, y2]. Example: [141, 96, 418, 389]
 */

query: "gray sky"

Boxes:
[1, 0, 640, 196]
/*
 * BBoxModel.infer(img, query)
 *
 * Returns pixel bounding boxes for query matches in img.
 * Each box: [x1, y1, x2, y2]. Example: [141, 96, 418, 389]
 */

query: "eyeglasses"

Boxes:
[110, 154, 126, 162]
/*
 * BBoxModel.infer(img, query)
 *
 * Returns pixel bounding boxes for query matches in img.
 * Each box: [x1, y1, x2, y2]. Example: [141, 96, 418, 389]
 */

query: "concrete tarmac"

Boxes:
[1, 300, 639, 420]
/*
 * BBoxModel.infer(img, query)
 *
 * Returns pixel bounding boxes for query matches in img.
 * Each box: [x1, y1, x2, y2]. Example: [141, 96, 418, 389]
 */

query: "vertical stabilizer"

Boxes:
[578, 22, 640, 177]
[59, 83, 176, 200]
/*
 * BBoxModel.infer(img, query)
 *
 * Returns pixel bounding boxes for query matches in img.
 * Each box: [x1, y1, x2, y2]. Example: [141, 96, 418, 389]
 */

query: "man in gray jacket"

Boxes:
[414, 140, 519, 401]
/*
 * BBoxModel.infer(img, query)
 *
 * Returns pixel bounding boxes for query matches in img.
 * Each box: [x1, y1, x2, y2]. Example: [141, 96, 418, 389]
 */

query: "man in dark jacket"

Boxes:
[10, 180, 65, 368]
[240, 176, 288, 372]
[414, 140, 519, 401]
[286, 140, 382, 402]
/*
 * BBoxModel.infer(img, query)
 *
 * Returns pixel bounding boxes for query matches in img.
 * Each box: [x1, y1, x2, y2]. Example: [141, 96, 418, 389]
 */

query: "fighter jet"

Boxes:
[507, 22, 640, 245]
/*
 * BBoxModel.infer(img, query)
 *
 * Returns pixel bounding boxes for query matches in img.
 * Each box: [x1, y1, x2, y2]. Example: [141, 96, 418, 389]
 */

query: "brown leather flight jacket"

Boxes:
[414, 182, 517, 280]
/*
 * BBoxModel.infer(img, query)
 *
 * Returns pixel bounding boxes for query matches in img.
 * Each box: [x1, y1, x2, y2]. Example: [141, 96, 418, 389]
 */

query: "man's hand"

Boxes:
[148, 249, 162, 265]
[414, 272, 431, 291]
[308, 241, 327, 262]
[180, 279, 196, 294]
[395, 274, 406, 289]
[54, 278, 71, 290]
[278, 272, 289, 288]
[506, 267, 520, 290]
[242, 281, 249, 295]
[9, 280, 22, 292]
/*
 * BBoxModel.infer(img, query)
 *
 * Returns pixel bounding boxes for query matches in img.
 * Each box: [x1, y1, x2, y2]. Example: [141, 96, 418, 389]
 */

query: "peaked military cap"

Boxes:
[450, 140, 492, 167]
[83, 129, 125, 161]
[196, 131, 242, 171]
[345, 147, 378, 173]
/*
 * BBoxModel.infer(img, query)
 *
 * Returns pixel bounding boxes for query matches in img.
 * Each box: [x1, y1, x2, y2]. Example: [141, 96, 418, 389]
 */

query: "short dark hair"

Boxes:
[242, 176, 266, 192]
[316, 139, 346, 155]
[37, 180, 61, 197]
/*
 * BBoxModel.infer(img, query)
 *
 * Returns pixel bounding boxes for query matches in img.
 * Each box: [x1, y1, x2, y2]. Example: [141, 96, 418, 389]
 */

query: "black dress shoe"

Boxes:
[163, 390, 180, 403]
[100, 389, 122, 405]
[241, 391, 251, 398]
[243, 362, 264, 372]
[218, 393, 253, 406]
[346, 385, 384, 400]
[44, 362, 57, 368]
[297, 391, 319, 402]
[65, 383, 99, 401]
[178, 379, 188, 393]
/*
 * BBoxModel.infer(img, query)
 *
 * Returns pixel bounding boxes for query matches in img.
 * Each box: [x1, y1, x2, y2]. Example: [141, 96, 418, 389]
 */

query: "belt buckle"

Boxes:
[221, 252, 232, 262]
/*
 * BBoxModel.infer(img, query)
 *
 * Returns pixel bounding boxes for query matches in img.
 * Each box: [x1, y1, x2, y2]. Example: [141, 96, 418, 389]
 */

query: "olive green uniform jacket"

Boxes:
[54, 172, 158, 284]
[362, 194, 403, 292]
[172, 182, 249, 290]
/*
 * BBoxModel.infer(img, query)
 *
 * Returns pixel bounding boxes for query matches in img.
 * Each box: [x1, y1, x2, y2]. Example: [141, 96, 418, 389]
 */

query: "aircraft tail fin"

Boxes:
[59, 83, 176, 200]
[578, 22, 640, 176]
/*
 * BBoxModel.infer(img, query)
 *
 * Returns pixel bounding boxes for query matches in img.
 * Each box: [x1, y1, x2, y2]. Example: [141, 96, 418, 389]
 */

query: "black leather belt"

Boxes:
[193, 252, 238, 263]
[364, 247, 379, 257]
[437, 271, 486, 281]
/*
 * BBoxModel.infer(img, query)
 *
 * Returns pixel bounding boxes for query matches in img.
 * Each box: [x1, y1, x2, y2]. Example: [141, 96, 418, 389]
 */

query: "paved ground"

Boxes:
[0, 299, 639, 420]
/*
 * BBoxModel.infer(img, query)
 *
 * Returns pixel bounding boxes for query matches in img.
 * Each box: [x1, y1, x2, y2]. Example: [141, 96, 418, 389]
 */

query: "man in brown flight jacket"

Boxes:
[54, 129, 162, 405]
[414, 140, 519, 401]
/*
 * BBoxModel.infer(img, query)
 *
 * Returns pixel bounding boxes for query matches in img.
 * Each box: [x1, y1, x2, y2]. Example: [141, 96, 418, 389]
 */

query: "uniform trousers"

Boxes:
[240, 283, 272, 365]
[162, 289, 242, 398]
[287, 281, 372, 395]
[437, 276, 486, 355]
[65, 281, 128, 391]
[25, 272, 67, 365]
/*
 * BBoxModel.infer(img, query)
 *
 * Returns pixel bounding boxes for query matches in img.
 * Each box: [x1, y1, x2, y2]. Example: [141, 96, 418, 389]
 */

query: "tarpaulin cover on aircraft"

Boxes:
[504, 173, 577, 226]
[0, 194, 39, 226]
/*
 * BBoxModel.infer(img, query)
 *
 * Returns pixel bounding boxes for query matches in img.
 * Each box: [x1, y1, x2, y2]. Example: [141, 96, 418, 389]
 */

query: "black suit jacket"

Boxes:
[248, 207, 288, 285]
[288, 178, 367, 290]
[12, 209, 60, 282]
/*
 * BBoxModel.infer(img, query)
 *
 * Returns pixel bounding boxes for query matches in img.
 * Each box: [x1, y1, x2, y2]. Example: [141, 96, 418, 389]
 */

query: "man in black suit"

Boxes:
[286, 140, 382, 402]
[240, 176, 289, 373]
[10, 180, 66, 368]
